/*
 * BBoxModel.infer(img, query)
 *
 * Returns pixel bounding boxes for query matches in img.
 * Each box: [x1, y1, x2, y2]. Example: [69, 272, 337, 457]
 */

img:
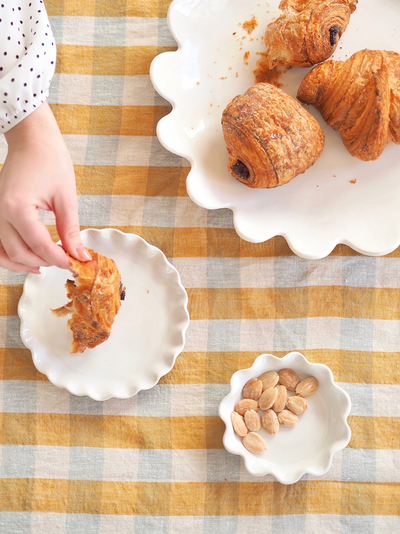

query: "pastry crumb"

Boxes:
[242, 15, 258, 34]
[349, 179, 357, 184]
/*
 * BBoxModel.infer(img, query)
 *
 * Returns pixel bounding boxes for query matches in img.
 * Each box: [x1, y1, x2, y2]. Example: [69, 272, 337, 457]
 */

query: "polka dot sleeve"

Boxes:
[0, 1, 56, 133]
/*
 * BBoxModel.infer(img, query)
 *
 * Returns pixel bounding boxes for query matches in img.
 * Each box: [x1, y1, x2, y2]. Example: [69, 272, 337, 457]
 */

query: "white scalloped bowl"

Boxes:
[218, 352, 351, 484]
[150, 0, 400, 259]
[18, 229, 190, 401]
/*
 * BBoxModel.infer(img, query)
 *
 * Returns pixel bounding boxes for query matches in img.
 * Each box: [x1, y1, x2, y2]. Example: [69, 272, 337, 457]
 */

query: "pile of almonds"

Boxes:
[231, 368, 319, 454]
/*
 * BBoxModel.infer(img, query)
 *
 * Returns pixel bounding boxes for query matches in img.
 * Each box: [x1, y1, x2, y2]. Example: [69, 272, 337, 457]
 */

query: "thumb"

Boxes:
[54, 198, 92, 262]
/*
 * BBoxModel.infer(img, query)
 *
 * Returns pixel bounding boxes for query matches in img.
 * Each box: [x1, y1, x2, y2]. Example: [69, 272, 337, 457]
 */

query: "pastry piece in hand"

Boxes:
[52, 249, 125, 353]
[261, 0, 357, 70]
[221, 82, 325, 188]
[297, 49, 400, 161]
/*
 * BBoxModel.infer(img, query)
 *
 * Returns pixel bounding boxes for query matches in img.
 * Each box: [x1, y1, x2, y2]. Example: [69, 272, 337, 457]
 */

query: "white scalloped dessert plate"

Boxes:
[150, 0, 400, 259]
[18, 229, 190, 401]
[218, 352, 351, 484]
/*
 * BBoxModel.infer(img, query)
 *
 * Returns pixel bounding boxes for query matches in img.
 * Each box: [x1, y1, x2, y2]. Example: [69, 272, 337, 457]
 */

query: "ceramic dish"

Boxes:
[150, 0, 400, 259]
[218, 352, 351, 484]
[18, 229, 190, 401]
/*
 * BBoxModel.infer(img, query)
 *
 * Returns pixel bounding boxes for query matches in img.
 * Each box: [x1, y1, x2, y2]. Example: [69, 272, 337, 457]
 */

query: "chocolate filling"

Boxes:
[232, 160, 250, 180]
[329, 26, 341, 46]
[119, 281, 126, 301]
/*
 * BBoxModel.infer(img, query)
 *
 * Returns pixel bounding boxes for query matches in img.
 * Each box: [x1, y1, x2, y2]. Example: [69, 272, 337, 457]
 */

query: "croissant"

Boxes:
[52, 249, 125, 353]
[297, 49, 400, 161]
[260, 0, 357, 70]
[221, 82, 325, 188]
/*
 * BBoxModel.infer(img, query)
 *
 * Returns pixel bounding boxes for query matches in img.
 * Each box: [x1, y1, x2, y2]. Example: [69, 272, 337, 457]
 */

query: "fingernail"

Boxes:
[77, 246, 92, 261]
[29, 268, 41, 275]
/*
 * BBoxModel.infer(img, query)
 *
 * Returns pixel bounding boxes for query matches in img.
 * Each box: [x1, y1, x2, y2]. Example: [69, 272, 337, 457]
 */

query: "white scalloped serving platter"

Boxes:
[18, 229, 190, 401]
[150, 0, 400, 259]
[219, 352, 351, 483]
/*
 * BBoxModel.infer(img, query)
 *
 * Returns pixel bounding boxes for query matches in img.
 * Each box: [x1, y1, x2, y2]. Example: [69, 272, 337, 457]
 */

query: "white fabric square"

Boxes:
[183, 321, 209, 352]
[170, 258, 207, 288]
[102, 396, 138, 416]
[306, 317, 341, 350]
[103, 448, 140, 481]
[99, 515, 136, 534]
[239, 257, 275, 288]
[174, 197, 208, 228]
[170, 384, 205, 417]
[240, 319, 275, 351]
[171, 450, 208, 482]
[36, 382, 71, 414]
[237, 515, 273, 533]
[109, 195, 145, 226]
[56, 74, 93, 105]
[305, 514, 341, 534]
[31, 513, 66, 534]
[35, 446, 71, 479]
[168, 516, 205, 534]
[61, 17, 96, 46]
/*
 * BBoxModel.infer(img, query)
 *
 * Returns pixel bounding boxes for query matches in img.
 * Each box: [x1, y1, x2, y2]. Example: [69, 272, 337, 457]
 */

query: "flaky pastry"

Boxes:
[221, 82, 325, 188]
[260, 0, 357, 71]
[52, 249, 125, 353]
[297, 49, 400, 161]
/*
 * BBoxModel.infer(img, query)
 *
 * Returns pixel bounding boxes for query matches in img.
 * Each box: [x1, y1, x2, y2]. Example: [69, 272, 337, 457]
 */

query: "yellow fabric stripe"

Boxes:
[0, 479, 398, 515]
[43, 226, 294, 258]
[74, 166, 189, 196]
[186, 287, 400, 320]
[0, 212, 396, 259]
[0, 285, 22, 316]
[5, 285, 400, 320]
[161, 350, 400, 386]
[1, 348, 399, 385]
[55, 45, 176, 76]
[47, 0, 171, 17]
[0, 349, 46, 381]
[0, 414, 223, 449]
[0, 413, 397, 450]
[50, 104, 171, 136]
[0, 165, 189, 196]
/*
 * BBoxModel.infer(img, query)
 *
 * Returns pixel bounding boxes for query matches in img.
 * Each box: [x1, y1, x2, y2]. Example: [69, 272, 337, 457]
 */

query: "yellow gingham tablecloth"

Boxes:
[0, 1, 399, 532]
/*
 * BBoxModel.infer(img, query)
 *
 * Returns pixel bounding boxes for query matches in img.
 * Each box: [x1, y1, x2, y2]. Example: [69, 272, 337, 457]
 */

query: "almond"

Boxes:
[242, 378, 263, 401]
[258, 370, 279, 391]
[261, 409, 279, 434]
[242, 432, 267, 454]
[278, 409, 298, 426]
[258, 386, 278, 410]
[278, 368, 301, 391]
[231, 411, 248, 437]
[272, 385, 287, 412]
[244, 409, 261, 432]
[286, 395, 308, 415]
[235, 398, 259, 416]
[296, 377, 319, 397]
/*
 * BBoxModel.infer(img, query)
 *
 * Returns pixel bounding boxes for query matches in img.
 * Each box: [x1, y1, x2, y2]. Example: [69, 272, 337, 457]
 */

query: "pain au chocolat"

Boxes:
[261, 0, 357, 70]
[297, 49, 400, 161]
[52, 249, 125, 353]
[221, 82, 325, 188]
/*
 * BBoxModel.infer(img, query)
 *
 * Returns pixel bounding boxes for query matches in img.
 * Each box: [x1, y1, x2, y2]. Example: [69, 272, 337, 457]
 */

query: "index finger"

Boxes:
[12, 212, 71, 269]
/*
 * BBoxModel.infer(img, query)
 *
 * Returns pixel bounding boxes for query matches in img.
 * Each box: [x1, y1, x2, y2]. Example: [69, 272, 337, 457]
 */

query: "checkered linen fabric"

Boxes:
[0, 1, 399, 533]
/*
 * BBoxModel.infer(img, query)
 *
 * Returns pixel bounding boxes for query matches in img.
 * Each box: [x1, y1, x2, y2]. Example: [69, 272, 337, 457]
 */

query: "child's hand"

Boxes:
[0, 102, 91, 273]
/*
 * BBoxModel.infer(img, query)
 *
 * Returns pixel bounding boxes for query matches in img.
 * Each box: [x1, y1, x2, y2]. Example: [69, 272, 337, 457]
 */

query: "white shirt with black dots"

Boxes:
[0, 0, 56, 133]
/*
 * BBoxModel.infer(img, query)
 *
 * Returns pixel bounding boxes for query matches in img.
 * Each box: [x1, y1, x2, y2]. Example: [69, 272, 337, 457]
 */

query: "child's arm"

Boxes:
[0, 1, 90, 272]
[0, 102, 91, 273]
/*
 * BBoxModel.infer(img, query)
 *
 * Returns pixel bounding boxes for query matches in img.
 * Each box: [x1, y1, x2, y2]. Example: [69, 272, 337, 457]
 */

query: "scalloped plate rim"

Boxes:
[218, 352, 352, 483]
[150, 0, 400, 259]
[17, 228, 190, 401]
